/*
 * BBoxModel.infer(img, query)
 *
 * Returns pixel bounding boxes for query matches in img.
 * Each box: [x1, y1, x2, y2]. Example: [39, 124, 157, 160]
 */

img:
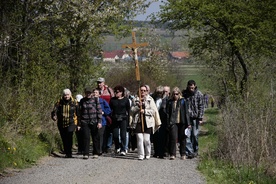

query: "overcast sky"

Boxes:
[135, 0, 165, 21]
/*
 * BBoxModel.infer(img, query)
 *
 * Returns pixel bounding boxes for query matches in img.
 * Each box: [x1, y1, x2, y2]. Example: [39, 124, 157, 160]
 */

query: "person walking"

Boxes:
[97, 77, 114, 153]
[152, 85, 166, 159]
[75, 94, 84, 155]
[78, 87, 102, 159]
[166, 87, 191, 160]
[93, 88, 111, 155]
[130, 85, 161, 160]
[109, 85, 130, 156]
[182, 80, 205, 158]
[51, 89, 78, 158]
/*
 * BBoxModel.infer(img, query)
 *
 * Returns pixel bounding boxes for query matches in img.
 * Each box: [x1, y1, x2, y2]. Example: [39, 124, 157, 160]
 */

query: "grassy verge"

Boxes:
[0, 133, 49, 173]
[198, 108, 276, 184]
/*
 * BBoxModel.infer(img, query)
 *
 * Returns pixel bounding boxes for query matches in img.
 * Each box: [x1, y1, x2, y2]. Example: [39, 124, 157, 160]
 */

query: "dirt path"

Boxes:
[0, 149, 205, 184]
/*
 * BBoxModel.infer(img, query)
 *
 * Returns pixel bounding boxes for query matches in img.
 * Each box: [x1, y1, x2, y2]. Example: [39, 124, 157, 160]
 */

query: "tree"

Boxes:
[157, 0, 276, 97]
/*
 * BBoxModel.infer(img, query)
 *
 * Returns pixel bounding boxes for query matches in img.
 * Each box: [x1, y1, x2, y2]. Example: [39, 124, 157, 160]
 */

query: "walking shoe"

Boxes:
[83, 155, 89, 159]
[138, 156, 144, 160]
[92, 155, 98, 159]
[180, 156, 187, 160]
[115, 149, 120, 154]
[120, 151, 126, 156]
[65, 154, 73, 158]
[145, 156, 150, 160]
[170, 155, 175, 160]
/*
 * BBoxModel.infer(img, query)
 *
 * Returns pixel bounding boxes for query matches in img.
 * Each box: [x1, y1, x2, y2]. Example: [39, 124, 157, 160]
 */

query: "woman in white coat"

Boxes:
[130, 85, 161, 160]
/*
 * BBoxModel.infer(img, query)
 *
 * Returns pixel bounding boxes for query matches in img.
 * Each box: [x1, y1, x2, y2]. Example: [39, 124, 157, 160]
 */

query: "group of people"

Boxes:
[51, 77, 205, 161]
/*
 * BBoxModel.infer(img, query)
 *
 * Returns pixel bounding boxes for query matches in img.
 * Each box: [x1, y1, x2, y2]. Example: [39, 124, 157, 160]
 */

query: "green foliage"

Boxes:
[0, 134, 48, 172]
[199, 108, 276, 184]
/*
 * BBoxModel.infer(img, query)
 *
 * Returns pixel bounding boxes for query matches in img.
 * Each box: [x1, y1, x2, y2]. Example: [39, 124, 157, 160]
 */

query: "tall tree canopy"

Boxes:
[158, 0, 276, 96]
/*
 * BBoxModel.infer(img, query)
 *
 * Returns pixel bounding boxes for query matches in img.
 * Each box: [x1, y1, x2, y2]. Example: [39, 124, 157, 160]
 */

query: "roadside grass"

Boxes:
[198, 108, 276, 184]
[0, 134, 48, 173]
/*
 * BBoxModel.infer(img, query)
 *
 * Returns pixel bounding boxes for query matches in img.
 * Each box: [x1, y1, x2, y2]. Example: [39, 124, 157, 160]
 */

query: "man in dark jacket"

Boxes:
[182, 80, 205, 158]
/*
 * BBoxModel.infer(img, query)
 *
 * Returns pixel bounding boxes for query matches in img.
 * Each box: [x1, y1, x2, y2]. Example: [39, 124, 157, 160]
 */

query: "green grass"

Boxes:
[198, 108, 276, 184]
[0, 134, 48, 172]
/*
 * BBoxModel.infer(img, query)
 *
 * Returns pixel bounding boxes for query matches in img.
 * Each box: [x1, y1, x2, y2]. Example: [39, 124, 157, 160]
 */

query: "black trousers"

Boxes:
[167, 124, 186, 157]
[58, 126, 74, 157]
[75, 129, 84, 153]
[153, 124, 167, 157]
[82, 123, 101, 156]
[113, 119, 127, 152]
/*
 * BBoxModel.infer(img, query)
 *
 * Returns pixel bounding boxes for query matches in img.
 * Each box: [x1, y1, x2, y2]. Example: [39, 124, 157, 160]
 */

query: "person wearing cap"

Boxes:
[96, 77, 115, 153]
[96, 77, 114, 104]
[51, 89, 79, 158]
[78, 87, 102, 159]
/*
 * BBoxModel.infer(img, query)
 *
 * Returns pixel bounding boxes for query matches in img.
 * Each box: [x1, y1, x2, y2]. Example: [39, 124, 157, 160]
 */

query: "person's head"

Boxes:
[114, 85, 125, 98]
[97, 77, 105, 89]
[154, 85, 164, 98]
[145, 84, 150, 95]
[163, 86, 170, 97]
[140, 85, 148, 98]
[187, 80, 197, 93]
[84, 86, 93, 98]
[63, 89, 72, 101]
[124, 88, 130, 98]
[93, 88, 101, 98]
[75, 94, 83, 102]
[171, 87, 182, 100]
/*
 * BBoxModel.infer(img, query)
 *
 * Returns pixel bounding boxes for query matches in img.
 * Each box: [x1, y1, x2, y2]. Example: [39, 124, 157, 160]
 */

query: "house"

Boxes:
[168, 51, 190, 62]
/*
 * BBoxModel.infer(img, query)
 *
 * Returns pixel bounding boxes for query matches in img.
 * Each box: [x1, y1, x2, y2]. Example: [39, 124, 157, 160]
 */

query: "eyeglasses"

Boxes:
[173, 93, 179, 96]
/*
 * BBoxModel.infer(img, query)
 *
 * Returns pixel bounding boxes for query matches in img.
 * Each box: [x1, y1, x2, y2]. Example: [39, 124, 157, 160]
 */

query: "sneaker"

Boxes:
[120, 151, 126, 156]
[138, 155, 144, 160]
[92, 155, 98, 159]
[170, 155, 175, 160]
[180, 156, 186, 160]
[115, 149, 120, 154]
[145, 156, 150, 160]
[83, 155, 89, 159]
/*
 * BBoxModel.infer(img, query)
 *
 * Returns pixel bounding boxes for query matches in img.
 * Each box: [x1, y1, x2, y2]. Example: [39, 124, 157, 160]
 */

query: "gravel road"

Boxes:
[0, 149, 205, 184]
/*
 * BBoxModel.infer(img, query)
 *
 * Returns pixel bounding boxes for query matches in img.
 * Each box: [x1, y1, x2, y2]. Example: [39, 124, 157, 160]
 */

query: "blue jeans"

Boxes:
[186, 119, 199, 156]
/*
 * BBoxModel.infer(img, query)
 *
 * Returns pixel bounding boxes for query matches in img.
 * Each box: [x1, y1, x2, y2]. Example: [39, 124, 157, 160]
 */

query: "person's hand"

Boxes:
[199, 120, 203, 125]
[140, 109, 144, 114]
[52, 116, 57, 121]
[77, 126, 81, 131]
[97, 123, 102, 129]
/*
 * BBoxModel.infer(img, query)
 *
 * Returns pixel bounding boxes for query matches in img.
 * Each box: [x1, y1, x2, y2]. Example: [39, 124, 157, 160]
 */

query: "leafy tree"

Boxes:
[157, 0, 276, 97]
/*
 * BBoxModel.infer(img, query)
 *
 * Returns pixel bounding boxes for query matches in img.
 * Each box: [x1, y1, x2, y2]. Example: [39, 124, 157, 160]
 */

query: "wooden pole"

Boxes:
[122, 31, 148, 132]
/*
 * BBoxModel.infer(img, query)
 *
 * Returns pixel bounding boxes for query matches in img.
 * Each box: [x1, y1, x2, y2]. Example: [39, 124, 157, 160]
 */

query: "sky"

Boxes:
[135, 0, 166, 21]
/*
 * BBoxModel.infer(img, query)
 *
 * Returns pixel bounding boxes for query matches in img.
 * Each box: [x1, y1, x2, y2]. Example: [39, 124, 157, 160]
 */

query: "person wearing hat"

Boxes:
[96, 77, 114, 104]
[96, 77, 115, 153]
[51, 89, 79, 158]
[78, 87, 102, 159]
